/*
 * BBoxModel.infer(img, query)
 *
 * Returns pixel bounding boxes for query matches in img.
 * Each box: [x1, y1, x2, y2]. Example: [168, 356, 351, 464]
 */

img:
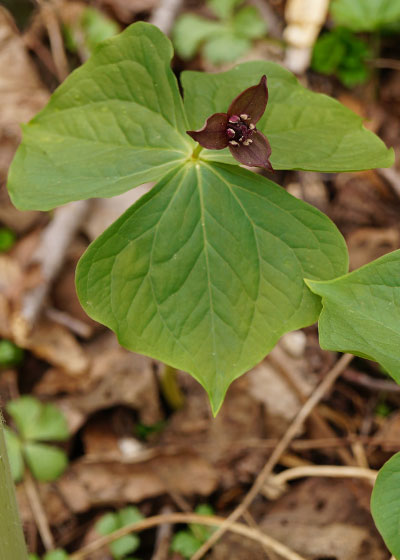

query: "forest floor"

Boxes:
[1, 1, 400, 559]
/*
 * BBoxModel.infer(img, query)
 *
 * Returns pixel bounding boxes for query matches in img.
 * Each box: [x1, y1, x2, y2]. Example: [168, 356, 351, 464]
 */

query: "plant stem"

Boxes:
[192, 144, 203, 159]
[0, 412, 28, 559]
[160, 364, 184, 410]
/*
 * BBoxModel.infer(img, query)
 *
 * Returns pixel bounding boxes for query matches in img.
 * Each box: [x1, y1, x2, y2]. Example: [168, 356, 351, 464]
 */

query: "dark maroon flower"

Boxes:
[187, 75, 273, 171]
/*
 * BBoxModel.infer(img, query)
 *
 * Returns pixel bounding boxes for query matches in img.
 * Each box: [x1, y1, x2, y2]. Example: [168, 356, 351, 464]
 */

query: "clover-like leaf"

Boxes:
[371, 452, 400, 558]
[6, 396, 69, 442]
[306, 250, 400, 383]
[182, 61, 394, 171]
[24, 442, 68, 482]
[4, 426, 24, 483]
[7, 22, 192, 211]
[330, 0, 400, 31]
[77, 162, 348, 413]
[96, 507, 143, 559]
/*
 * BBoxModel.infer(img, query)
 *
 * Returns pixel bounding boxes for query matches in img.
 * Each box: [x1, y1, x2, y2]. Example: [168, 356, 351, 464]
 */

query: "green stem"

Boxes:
[160, 365, 185, 410]
[0, 412, 28, 559]
[192, 144, 203, 159]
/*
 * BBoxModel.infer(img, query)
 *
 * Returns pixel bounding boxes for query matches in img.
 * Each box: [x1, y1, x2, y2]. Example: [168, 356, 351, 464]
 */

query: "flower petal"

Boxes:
[187, 113, 229, 149]
[227, 75, 268, 125]
[229, 130, 273, 170]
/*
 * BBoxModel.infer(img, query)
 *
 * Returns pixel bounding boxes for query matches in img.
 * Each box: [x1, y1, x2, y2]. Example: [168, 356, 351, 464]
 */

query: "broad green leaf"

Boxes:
[4, 427, 24, 482]
[331, 0, 400, 31]
[232, 6, 268, 39]
[371, 452, 400, 558]
[182, 61, 394, 172]
[173, 14, 225, 60]
[7, 396, 69, 442]
[306, 250, 400, 383]
[8, 22, 191, 211]
[203, 33, 250, 64]
[24, 442, 68, 481]
[76, 162, 348, 414]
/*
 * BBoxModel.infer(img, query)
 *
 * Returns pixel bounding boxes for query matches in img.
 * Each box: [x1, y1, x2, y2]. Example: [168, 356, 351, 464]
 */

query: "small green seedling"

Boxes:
[29, 550, 69, 560]
[95, 506, 144, 559]
[0, 339, 24, 368]
[312, 27, 370, 87]
[171, 505, 216, 558]
[64, 6, 120, 58]
[173, 0, 267, 64]
[135, 420, 166, 441]
[330, 0, 400, 32]
[5, 396, 69, 482]
[0, 227, 16, 252]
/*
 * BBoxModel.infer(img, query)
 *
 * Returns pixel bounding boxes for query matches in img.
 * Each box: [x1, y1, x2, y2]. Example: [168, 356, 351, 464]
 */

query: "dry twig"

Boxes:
[69, 512, 307, 560]
[149, 0, 184, 35]
[36, 0, 69, 81]
[18, 200, 89, 334]
[24, 470, 55, 551]
[191, 353, 354, 560]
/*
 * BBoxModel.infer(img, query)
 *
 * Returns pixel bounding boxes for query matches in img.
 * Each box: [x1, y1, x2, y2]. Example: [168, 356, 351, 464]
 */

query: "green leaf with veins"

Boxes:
[182, 61, 394, 172]
[330, 0, 400, 31]
[371, 452, 400, 558]
[306, 250, 400, 384]
[7, 22, 192, 211]
[76, 162, 348, 414]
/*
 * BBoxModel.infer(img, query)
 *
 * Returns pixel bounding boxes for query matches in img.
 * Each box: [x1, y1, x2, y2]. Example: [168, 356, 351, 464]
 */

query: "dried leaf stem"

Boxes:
[69, 512, 307, 560]
[191, 353, 354, 560]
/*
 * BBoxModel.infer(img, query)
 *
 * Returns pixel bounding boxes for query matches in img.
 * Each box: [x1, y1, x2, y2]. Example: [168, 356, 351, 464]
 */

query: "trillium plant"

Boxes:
[4, 21, 400, 557]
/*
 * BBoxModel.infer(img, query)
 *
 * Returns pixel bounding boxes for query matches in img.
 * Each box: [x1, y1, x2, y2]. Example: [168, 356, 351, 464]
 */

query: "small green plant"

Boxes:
[0, 339, 24, 368]
[0, 227, 16, 252]
[64, 6, 120, 58]
[173, 0, 267, 64]
[95, 506, 144, 559]
[330, 0, 400, 32]
[5, 21, 400, 556]
[29, 550, 69, 560]
[5, 396, 69, 482]
[171, 505, 215, 558]
[311, 27, 370, 87]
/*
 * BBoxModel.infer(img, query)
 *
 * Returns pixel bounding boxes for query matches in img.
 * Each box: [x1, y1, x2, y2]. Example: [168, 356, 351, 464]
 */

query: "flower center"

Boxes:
[226, 114, 255, 147]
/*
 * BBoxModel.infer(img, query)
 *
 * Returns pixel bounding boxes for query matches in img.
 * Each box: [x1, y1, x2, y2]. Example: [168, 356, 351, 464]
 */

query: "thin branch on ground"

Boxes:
[151, 506, 174, 560]
[371, 58, 400, 71]
[149, 0, 184, 35]
[36, 0, 69, 81]
[378, 167, 400, 198]
[343, 368, 400, 392]
[24, 470, 55, 551]
[248, 0, 283, 39]
[17, 200, 89, 335]
[68, 512, 307, 560]
[191, 353, 354, 560]
[267, 464, 377, 490]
